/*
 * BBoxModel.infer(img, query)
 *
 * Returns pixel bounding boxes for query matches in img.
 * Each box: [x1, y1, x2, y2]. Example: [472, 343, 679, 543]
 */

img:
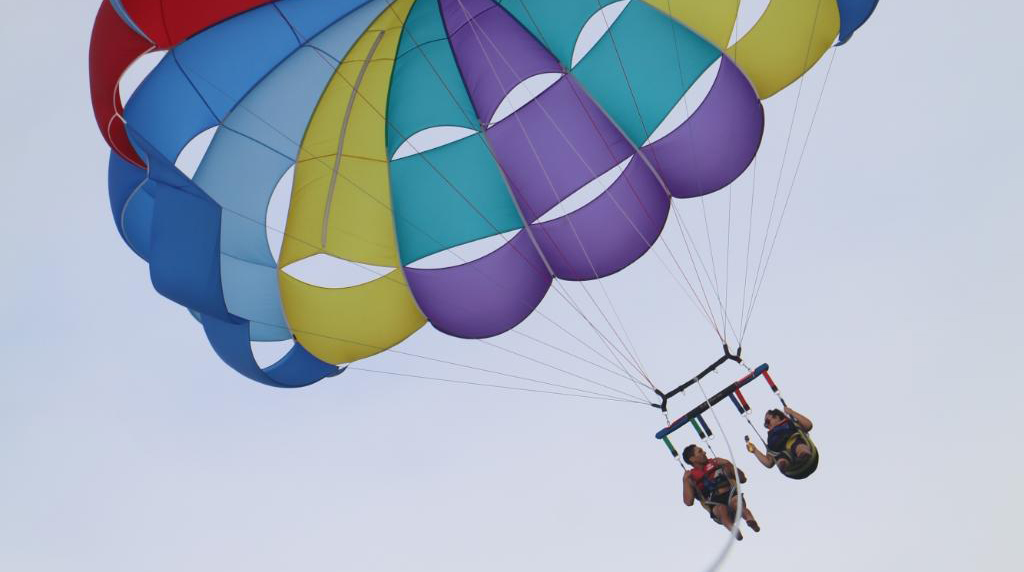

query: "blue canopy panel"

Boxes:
[123, 124, 341, 387]
[107, 152, 149, 255]
[202, 315, 345, 388]
[836, 0, 880, 45]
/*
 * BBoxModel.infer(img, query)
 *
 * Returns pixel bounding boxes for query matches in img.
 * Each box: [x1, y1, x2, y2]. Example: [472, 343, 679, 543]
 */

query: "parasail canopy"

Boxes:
[90, 0, 879, 389]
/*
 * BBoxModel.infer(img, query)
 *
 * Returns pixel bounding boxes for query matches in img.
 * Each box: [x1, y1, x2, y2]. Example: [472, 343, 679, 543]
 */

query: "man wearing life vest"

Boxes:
[747, 406, 818, 479]
[682, 445, 760, 539]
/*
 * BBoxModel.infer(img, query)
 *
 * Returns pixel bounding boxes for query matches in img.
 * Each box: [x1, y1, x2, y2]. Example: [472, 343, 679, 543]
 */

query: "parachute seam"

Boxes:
[321, 29, 387, 248]
[740, 0, 828, 342]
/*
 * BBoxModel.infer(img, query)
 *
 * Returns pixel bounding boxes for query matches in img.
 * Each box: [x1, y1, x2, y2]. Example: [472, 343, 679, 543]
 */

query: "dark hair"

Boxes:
[682, 444, 699, 466]
[766, 408, 785, 420]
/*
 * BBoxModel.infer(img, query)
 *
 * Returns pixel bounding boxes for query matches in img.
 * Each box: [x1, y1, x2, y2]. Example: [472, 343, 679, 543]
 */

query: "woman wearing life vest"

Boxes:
[747, 406, 819, 479]
[682, 445, 760, 539]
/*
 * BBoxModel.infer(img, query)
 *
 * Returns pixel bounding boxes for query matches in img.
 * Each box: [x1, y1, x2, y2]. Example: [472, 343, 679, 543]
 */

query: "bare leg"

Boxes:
[713, 505, 742, 540]
[776, 458, 791, 473]
[794, 443, 812, 459]
[731, 497, 759, 532]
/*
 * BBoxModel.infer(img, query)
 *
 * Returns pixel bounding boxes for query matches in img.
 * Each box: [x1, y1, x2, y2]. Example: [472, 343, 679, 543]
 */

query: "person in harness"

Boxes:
[681, 445, 760, 540]
[746, 406, 819, 479]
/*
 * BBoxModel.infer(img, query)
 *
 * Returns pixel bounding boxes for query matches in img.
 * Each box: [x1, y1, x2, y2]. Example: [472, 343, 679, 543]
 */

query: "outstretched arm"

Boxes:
[748, 445, 775, 468]
[785, 406, 813, 431]
[682, 471, 696, 506]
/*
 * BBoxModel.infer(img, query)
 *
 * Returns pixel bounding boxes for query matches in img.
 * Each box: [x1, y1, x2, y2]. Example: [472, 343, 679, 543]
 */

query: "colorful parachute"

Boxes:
[90, 0, 878, 388]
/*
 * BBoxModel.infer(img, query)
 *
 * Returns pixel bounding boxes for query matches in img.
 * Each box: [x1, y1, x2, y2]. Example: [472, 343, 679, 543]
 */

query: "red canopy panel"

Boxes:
[89, 2, 150, 166]
[88, 0, 276, 166]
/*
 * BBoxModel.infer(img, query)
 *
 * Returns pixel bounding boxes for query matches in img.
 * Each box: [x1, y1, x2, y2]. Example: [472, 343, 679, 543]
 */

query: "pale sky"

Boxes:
[1, 1, 1022, 571]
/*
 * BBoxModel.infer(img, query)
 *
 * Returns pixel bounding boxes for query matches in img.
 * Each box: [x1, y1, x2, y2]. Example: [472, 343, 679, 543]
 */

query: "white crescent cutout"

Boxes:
[571, 0, 631, 68]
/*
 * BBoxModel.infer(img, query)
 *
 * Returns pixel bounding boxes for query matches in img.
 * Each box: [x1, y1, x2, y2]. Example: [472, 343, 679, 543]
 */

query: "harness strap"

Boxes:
[779, 430, 818, 476]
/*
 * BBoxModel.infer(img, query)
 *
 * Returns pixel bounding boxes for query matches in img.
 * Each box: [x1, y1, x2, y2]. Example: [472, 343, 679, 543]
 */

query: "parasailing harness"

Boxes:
[688, 458, 741, 523]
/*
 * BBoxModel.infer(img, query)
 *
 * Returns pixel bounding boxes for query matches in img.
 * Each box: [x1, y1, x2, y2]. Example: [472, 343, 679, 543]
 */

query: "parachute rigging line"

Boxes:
[660, 0, 741, 345]
[449, 0, 679, 389]
[726, 381, 769, 447]
[349, 366, 650, 405]
[739, 2, 835, 345]
[504, 329, 648, 385]
[510, 0, 737, 346]
[477, 338, 656, 403]
[588, 0, 731, 340]
[583, 0, 744, 347]
[741, 48, 840, 341]
[241, 315, 647, 404]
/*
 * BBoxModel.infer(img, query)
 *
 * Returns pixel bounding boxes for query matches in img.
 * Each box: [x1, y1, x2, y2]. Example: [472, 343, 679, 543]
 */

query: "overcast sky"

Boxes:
[2, 1, 1022, 571]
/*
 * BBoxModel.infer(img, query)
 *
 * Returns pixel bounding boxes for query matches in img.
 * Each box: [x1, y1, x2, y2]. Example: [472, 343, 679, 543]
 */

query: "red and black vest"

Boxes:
[690, 460, 728, 497]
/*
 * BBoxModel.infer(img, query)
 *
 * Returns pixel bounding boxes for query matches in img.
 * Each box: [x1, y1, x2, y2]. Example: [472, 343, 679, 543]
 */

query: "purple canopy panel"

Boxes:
[532, 156, 669, 280]
[403, 232, 552, 339]
[441, 1, 668, 283]
[486, 77, 635, 222]
[440, 0, 562, 126]
[643, 58, 764, 199]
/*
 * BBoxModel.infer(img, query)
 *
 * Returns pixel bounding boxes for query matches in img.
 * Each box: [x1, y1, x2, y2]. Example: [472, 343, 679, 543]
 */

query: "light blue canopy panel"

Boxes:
[193, 1, 393, 341]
